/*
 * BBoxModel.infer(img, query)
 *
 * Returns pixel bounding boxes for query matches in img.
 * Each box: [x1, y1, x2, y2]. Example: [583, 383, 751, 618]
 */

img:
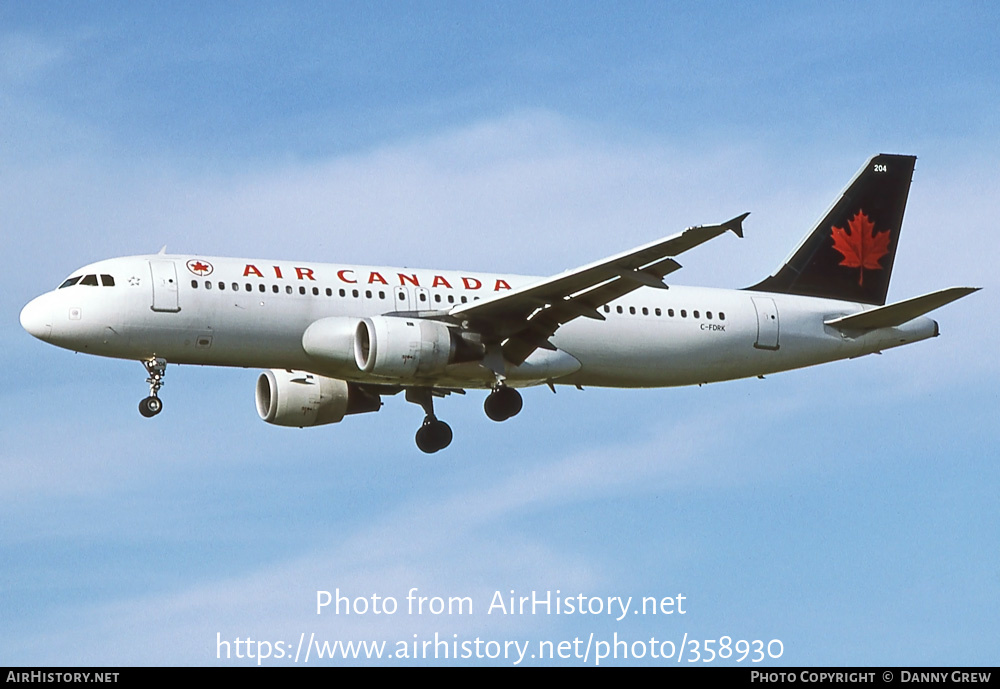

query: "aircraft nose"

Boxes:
[20, 296, 52, 341]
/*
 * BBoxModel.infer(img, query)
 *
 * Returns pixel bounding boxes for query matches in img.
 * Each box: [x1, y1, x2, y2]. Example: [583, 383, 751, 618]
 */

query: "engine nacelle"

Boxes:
[302, 316, 362, 369]
[255, 369, 380, 427]
[354, 316, 473, 378]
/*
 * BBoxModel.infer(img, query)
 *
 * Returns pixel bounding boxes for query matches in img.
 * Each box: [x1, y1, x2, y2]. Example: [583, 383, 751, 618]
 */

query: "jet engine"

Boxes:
[353, 316, 483, 378]
[255, 369, 381, 427]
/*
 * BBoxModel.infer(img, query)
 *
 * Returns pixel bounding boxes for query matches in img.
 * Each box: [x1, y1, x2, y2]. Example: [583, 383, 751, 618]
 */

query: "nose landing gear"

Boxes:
[139, 357, 167, 418]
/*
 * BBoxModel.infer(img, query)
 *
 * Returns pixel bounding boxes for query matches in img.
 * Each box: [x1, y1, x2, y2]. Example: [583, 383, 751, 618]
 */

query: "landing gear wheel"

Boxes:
[415, 416, 453, 453]
[484, 386, 522, 422]
[139, 396, 162, 418]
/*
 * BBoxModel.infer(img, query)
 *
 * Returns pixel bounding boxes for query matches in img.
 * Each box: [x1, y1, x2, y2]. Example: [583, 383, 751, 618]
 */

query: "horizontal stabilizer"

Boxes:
[825, 287, 980, 331]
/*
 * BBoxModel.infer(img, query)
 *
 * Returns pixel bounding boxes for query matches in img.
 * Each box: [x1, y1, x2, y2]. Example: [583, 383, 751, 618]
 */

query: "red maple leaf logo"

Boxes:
[830, 210, 890, 286]
[186, 259, 213, 276]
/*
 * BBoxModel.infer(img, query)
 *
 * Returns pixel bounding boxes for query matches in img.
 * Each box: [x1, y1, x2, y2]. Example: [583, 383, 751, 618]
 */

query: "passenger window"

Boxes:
[681, 310, 687, 318]
[706, 311, 713, 319]
[259, 284, 265, 293]
[233, 283, 239, 291]
[461, 296, 468, 304]
[693, 310, 699, 319]
[365, 290, 372, 299]
[340, 289, 346, 297]
[246, 283, 252, 292]
[352, 289, 359, 298]
[286, 286, 293, 294]
[419, 293, 427, 302]
[655, 308, 661, 316]
[642, 307, 648, 316]
[379, 291, 386, 299]
[299, 286, 306, 295]
[616, 306, 623, 314]
[629, 306, 636, 315]
[101, 274, 115, 286]
[719, 312, 726, 320]
[272, 285, 278, 293]
[312, 287, 319, 296]
[218, 282, 225, 291]
[668, 309, 675, 317]
[191, 280, 198, 288]
[80, 274, 99, 286]
[326, 288, 332, 296]
[205, 281, 212, 290]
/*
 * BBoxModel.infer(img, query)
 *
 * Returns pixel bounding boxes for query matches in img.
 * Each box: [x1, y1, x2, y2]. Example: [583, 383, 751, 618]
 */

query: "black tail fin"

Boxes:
[748, 154, 916, 305]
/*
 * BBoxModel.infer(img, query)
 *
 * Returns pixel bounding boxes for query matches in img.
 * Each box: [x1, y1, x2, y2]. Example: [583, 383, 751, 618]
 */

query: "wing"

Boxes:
[448, 213, 748, 366]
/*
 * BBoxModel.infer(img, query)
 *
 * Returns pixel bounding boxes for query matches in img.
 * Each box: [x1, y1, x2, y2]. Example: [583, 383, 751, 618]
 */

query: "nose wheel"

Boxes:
[139, 357, 167, 418]
[139, 396, 162, 417]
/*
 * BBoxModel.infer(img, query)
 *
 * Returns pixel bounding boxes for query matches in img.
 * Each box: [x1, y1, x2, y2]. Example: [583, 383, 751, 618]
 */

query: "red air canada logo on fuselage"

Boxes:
[186, 259, 214, 277]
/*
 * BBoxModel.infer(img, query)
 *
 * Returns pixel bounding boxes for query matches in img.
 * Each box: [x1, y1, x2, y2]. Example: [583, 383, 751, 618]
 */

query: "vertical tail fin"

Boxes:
[748, 154, 916, 305]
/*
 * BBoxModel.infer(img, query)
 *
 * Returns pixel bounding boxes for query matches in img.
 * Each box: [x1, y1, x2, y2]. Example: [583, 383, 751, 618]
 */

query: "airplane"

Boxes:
[19, 153, 978, 453]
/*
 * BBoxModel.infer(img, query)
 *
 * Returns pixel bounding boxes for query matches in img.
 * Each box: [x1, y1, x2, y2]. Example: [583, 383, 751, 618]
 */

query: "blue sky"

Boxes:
[2, 2, 997, 666]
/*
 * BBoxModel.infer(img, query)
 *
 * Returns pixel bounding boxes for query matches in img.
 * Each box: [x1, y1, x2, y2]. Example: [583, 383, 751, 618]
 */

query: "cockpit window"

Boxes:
[57, 273, 112, 288]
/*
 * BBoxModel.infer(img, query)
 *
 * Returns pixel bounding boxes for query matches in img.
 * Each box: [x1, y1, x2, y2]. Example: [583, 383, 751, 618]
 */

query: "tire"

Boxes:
[416, 419, 452, 453]
[484, 386, 522, 422]
[139, 396, 162, 418]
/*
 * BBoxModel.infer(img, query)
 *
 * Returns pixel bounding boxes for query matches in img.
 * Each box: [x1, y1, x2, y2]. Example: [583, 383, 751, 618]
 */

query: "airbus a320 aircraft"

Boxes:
[20, 154, 977, 452]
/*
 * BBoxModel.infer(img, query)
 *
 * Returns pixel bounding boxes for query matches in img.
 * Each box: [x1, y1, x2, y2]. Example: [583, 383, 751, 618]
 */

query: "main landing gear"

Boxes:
[415, 416, 453, 454]
[405, 384, 522, 453]
[138, 357, 167, 418]
[406, 388, 453, 454]
[484, 384, 522, 422]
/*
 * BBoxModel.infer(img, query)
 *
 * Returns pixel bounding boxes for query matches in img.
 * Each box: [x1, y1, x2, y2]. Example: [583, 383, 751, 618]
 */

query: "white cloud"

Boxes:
[10, 109, 994, 281]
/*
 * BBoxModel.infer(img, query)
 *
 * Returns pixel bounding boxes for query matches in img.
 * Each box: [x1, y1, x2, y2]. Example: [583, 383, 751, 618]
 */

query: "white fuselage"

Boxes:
[20, 254, 938, 390]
